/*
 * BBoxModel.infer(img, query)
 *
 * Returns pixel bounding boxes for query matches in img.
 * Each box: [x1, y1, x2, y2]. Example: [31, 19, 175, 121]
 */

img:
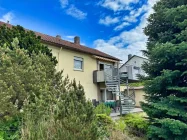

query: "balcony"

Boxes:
[93, 68, 119, 83]
[93, 70, 105, 83]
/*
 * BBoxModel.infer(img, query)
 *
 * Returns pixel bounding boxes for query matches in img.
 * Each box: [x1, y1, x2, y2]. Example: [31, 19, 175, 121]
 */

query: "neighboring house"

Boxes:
[120, 54, 148, 81]
[0, 21, 120, 102]
[120, 55, 148, 108]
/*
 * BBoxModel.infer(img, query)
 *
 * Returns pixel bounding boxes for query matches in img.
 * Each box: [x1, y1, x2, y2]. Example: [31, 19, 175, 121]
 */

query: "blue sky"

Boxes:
[0, 0, 158, 62]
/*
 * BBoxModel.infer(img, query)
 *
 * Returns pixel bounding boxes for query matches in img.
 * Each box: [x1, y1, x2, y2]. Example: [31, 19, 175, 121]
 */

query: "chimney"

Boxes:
[74, 36, 80, 44]
[7, 20, 9, 24]
[56, 35, 61, 39]
[128, 54, 132, 60]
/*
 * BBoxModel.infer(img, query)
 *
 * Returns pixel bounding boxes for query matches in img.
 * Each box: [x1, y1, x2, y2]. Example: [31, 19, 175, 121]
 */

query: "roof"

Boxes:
[120, 55, 148, 69]
[0, 21, 120, 61]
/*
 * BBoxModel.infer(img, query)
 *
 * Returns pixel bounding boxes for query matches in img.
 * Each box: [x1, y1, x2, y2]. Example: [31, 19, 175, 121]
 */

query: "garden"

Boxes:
[1, 0, 187, 139]
[0, 25, 148, 140]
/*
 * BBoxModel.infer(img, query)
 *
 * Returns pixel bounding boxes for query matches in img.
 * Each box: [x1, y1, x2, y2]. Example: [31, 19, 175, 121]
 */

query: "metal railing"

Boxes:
[103, 67, 136, 115]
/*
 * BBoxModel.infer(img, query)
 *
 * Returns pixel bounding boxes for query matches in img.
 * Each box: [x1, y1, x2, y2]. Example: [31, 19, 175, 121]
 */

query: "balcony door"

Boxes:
[98, 62, 112, 71]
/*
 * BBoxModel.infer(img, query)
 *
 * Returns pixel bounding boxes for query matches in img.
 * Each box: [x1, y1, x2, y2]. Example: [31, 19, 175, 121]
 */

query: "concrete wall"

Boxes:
[134, 89, 145, 107]
[120, 86, 145, 107]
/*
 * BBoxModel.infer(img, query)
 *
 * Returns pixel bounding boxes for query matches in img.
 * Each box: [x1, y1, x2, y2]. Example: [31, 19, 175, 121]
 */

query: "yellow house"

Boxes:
[40, 35, 121, 102]
[0, 21, 121, 102]
[43, 36, 120, 101]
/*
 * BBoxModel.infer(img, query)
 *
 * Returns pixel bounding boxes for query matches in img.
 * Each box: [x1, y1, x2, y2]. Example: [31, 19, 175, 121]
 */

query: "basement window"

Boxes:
[74, 56, 83, 71]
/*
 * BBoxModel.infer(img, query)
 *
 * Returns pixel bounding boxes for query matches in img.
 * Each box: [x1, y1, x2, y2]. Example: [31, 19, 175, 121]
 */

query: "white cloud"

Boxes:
[66, 35, 74, 39]
[66, 5, 87, 20]
[113, 4, 147, 31]
[94, 0, 159, 62]
[0, 12, 14, 23]
[99, 0, 138, 11]
[124, 6, 146, 23]
[114, 22, 130, 31]
[99, 16, 119, 26]
[60, 0, 69, 8]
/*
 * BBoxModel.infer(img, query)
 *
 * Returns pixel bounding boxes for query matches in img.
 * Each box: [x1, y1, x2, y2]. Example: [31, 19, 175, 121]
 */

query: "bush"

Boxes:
[96, 114, 113, 126]
[21, 79, 99, 140]
[0, 117, 20, 140]
[123, 113, 149, 137]
[0, 132, 3, 140]
[0, 38, 58, 118]
[0, 38, 99, 140]
[96, 114, 113, 139]
[94, 103, 111, 116]
[115, 119, 126, 132]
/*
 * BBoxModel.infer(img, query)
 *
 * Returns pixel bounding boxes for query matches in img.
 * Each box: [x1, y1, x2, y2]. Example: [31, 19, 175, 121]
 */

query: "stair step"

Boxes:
[106, 80, 119, 82]
[121, 98, 131, 100]
[112, 91, 119, 94]
[121, 111, 131, 114]
[105, 81, 119, 85]
[106, 87, 119, 89]
[106, 86, 118, 87]
[106, 84, 118, 87]
[121, 101, 135, 104]
[122, 109, 133, 112]
[121, 105, 135, 108]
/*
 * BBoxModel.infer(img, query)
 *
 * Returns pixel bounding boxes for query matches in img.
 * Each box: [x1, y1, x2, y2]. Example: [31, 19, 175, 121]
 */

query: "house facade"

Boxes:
[0, 21, 120, 102]
[47, 40, 120, 102]
[120, 54, 148, 81]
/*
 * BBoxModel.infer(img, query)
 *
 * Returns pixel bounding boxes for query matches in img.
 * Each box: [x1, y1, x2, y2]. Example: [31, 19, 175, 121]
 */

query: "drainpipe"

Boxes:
[58, 47, 62, 71]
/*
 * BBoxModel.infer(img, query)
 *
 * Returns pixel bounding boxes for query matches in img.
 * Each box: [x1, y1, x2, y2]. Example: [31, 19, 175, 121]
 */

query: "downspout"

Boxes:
[58, 47, 62, 71]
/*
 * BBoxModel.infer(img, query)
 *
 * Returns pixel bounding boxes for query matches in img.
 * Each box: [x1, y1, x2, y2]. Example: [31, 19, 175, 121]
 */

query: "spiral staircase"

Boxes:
[104, 67, 136, 115]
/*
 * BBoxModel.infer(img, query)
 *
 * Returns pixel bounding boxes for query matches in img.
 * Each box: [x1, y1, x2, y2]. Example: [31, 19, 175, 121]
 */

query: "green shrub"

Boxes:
[96, 114, 113, 139]
[96, 114, 113, 126]
[94, 103, 111, 116]
[0, 117, 20, 140]
[115, 119, 126, 132]
[123, 113, 149, 137]
[0, 38, 99, 140]
[21, 80, 99, 140]
[0, 132, 4, 140]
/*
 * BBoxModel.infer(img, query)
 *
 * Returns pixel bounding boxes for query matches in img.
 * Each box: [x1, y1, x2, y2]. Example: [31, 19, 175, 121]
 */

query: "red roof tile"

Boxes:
[0, 21, 120, 61]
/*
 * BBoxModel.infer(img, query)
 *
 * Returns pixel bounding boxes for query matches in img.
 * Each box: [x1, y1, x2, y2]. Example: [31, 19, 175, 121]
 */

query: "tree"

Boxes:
[0, 24, 57, 64]
[0, 37, 59, 118]
[0, 38, 98, 140]
[141, 0, 187, 139]
[21, 79, 98, 140]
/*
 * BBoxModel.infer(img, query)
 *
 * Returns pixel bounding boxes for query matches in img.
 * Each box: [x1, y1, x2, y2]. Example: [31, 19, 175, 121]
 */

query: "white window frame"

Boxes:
[98, 61, 113, 70]
[74, 56, 83, 71]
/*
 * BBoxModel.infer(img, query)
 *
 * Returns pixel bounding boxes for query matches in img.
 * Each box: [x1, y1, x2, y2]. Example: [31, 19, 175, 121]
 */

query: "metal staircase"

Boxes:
[104, 67, 136, 115]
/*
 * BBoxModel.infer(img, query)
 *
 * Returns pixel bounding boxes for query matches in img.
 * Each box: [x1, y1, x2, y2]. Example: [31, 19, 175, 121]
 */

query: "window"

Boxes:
[99, 63, 104, 71]
[74, 57, 83, 71]
[105, 64, 112, 69]
[98, 62, 112, 70]
[134, 66, 140, 70]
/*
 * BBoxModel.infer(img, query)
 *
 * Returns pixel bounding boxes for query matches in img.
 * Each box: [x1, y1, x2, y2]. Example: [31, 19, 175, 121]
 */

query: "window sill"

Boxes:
[74, 68, 84, 72]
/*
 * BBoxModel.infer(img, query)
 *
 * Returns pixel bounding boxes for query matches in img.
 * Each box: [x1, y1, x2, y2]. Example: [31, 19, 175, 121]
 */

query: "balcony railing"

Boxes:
[93, 70, 105, 83]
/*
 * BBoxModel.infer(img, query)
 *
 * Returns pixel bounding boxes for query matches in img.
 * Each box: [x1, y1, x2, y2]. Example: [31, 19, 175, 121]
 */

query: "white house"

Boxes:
[120, 54, 148, 81]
